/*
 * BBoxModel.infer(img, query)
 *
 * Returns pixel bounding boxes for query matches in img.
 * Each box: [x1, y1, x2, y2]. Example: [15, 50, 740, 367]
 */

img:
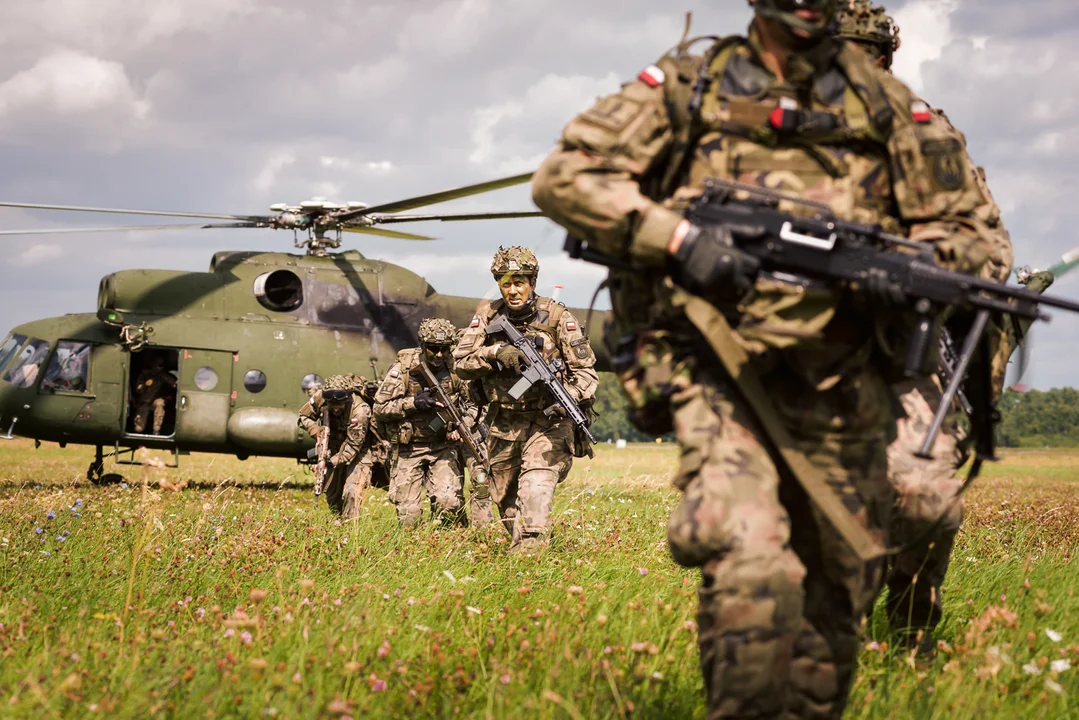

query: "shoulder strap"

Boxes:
[834, 41, 895, 138]
[659, 35, 745, 197]
[677, 291, 886, 563]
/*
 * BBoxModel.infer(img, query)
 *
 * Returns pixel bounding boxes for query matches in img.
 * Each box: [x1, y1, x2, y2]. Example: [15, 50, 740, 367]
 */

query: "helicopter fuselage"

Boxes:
[0, 249, 609, 470]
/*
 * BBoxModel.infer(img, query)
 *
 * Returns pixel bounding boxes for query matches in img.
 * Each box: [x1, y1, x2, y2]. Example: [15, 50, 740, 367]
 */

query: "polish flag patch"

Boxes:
[470, 316, 480, 328]
[390, 368, 399, 378]
[566, 321, 577, 331]
[911, 101, 932, 124]
[638, 64, 665, 87]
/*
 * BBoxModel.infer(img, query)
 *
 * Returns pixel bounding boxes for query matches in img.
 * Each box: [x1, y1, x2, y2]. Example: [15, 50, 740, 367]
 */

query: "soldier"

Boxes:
[834, 0, 1017, 650]
[132, 354, 176, 435]
[452, 247, 598, 551]
[532, 0, 1003, 715]
[298, 374, 378, 518]
[374, 318, 477, 527]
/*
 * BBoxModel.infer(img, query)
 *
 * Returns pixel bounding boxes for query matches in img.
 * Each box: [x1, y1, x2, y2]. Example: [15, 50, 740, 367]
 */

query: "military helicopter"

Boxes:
[0, 173, 609, 483]
[1009, 245, 1079, 392]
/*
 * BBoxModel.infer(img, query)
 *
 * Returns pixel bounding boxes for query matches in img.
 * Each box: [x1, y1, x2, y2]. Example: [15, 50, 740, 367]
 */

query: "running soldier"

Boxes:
[452, 246, 598, 551]
[374, 318, 477, 527]
[298, 374, 379, 518]
[532, 0, 1004, 714]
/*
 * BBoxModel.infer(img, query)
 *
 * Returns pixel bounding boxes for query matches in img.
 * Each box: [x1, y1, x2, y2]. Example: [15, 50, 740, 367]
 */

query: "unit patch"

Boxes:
[581, 96, 643, 133]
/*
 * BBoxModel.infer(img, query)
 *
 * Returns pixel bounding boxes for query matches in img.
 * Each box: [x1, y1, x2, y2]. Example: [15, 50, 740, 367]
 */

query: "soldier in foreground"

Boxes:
[532, 0, 1003, 715]
[452, 247, 598, 552]
[834, 0, 1014, 649]
[374, 318, 476, 527]
[298, 374, 380, 518]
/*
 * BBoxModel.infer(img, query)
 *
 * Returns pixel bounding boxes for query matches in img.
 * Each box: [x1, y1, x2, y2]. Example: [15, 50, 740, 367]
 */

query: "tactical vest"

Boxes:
[393, 347, 459, 444]
[478, 296, 567, 410]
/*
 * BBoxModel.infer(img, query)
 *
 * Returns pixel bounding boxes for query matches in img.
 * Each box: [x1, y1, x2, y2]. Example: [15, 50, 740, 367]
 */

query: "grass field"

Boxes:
[1, 440, 1077, 719]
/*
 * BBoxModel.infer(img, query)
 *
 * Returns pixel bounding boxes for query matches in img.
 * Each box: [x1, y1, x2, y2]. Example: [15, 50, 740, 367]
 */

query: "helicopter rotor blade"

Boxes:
[337, 172, 535, 220]
[342, 226, 436, 241]
[370, 210, 545, 224]
[0, 222, 258, 236]
[0, 200, 268, 223]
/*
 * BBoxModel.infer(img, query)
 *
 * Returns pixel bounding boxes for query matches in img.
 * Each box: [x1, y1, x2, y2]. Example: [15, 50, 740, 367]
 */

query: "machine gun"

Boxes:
[311, 406, 331, 497]
[485, 315, 596, 456]
[566, 177, 1079, 477]
[417, 360, 491, 484]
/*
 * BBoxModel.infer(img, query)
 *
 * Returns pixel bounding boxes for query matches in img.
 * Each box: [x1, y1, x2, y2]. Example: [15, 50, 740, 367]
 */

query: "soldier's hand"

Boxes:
[328, 454, 341, 467]
[496, 344, 524, 372]
[413, 389, 438, 411]
[446, 429, 461, 442]
[670, 224, 759, 301]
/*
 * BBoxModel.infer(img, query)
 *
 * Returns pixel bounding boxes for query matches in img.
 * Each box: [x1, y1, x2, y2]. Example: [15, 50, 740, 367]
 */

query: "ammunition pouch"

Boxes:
[392, 421, 414, 445]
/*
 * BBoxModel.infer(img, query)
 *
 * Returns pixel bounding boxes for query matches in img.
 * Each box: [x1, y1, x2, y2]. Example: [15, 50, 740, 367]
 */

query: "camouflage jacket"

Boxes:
[297, 392, 370, 465]
[532, 31, 1012, 387]
[452, 296, 599, 415]
[373, 348, 477, 445]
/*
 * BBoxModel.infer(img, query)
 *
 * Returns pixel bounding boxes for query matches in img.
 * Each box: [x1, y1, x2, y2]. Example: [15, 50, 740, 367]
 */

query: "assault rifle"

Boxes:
[417, 360, 491, 482]
[566, 178, 1079, 476]
[485, 314, 597, 453]
[311, 407, 331, 497]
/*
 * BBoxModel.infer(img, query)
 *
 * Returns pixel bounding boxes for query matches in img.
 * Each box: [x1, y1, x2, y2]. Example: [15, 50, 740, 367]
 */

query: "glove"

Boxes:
[671, 224, 759, 301]
[413, 389, 437, 411]
[495, 344, 524, 372]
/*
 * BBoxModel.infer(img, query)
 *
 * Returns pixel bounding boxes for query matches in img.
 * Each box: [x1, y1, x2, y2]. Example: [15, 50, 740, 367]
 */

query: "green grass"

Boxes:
[0, 441, 1077, 718]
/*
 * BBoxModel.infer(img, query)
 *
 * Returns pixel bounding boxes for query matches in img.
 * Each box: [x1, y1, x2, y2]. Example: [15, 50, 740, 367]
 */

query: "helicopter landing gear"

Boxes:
[87, 445, 125, 485]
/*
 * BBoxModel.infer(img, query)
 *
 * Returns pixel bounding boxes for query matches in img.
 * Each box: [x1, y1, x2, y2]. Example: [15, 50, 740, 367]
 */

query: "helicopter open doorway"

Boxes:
[125, 348, 178, 438]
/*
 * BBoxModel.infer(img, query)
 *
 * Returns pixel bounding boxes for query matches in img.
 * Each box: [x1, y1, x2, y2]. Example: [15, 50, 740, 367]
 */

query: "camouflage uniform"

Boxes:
[837, 0, 1015, 642]
[132, 358, 176, 435]
[374, 319, 478, 527]
[298, 374, 382, 518]
[452, 246, 599, 550]
[531, 2, 1001, 714]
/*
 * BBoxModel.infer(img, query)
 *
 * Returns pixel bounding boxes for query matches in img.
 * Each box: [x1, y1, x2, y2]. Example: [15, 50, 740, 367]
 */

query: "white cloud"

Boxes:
[891, 0, 960, 95]
[0, 50, 149, 122]
[11, 244, 62, 268]
[254, 151, 297, 192]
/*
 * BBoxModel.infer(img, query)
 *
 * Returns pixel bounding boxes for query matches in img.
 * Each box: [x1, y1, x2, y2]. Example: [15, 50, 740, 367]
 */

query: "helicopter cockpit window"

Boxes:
[3, 338, 50, 389]
[301, 373, 323, 397]
[194, 366, 219, 391]
[41, 341, 91, 394]
[0, 334, 27, 375]
[244, 369, 267, 393]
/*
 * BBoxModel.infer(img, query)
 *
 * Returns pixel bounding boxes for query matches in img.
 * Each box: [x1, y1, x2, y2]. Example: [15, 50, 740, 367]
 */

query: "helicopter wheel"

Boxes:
[98, 473, 125, 485]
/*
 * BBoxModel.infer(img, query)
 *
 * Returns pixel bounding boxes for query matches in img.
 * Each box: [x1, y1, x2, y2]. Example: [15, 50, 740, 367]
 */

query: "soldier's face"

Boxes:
[498, 274, 533, 309]
[423, 344, 451, 368]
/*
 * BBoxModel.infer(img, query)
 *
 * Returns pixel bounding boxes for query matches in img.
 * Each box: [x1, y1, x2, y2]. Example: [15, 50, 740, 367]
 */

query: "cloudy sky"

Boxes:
[1, 0, 1077, 389]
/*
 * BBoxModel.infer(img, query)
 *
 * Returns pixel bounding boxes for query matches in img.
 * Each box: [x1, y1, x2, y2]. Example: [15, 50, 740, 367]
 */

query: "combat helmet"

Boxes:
[835, 0, 900, 68]
[322, 374, 354, 402]
[418, 317, 457, 346]
[751, 0, 841, 42]
[490, 246, 539, 280]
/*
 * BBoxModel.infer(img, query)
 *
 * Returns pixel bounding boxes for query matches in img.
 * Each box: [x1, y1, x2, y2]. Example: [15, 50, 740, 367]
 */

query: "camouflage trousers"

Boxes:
[665, 367, 892, 719]
[885, 375, 964, 638]
[390, 442, 465, 527]
[324, 456, 375, 520]
[463, 452, 495, 528]
[133, 398, 167, 435]
[486, 416, 574, 550]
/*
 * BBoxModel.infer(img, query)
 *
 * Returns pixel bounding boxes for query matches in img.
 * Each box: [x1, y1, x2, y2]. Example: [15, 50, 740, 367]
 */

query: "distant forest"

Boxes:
[591, 375, 1079, 449]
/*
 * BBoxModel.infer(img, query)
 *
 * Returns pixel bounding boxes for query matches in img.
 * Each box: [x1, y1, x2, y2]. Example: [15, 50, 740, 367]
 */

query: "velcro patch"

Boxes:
[911, 101, 932, 124]
[921, 138, 962, 156]
[458, 338, 475, 349]
[470, 316, 480, 328]
[580, 96, 643, 133]
[390, 368, 399, 378]
[570, 337, 588, 347]
[566, 321, 577, 331]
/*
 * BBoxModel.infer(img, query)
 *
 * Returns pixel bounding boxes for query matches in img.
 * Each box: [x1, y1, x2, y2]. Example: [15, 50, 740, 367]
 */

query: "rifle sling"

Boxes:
[680, 294, 886, 563]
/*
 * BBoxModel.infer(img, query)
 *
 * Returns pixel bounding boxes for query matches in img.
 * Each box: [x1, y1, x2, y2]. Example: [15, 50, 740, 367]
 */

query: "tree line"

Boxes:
[590, 374, 1079, 448]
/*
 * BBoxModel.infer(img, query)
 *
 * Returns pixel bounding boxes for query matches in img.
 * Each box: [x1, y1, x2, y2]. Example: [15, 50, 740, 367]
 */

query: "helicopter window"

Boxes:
[194, 366, 219, 391]
[301, 373, 323, 396]
[244, 369, 267, 393]
[3, 338, 50, 389]
[0, 334, 27, 375]
[41, 341, 91, 394]
[253, 270, 303, 312]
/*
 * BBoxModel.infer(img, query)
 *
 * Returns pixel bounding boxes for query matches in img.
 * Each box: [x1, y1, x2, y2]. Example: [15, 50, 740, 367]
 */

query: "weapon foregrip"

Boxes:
[905, 316, 934, 378]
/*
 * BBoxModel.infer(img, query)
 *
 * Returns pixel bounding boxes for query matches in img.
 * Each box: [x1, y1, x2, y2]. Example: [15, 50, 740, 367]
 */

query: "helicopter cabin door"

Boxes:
[175, 348, 234, 445]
